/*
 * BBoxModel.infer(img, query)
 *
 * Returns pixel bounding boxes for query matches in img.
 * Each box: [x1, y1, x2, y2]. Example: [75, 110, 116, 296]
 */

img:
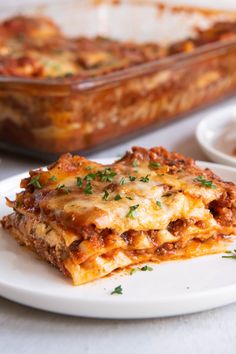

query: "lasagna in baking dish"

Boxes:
[1, 14, 236, 155]
[2, 147, 236, 285]
[0, 15, 236, 79]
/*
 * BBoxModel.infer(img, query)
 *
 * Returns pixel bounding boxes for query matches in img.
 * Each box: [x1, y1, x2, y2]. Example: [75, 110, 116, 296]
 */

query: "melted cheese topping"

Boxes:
[41, 161, 222, 234]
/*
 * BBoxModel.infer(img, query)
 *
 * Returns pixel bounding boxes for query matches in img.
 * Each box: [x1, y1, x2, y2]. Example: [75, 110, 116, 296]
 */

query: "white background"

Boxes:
[1, 1, 236, 354]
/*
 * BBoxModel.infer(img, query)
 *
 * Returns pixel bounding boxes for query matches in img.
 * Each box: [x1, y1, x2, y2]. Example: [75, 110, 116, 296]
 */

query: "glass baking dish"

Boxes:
[1, 0, 236, 160]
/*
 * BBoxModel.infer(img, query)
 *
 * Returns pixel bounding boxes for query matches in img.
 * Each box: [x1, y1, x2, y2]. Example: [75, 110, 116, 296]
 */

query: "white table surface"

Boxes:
[1, 97, 236, 354]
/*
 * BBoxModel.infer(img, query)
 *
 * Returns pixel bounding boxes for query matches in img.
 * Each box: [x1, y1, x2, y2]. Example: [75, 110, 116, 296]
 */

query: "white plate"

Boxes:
[1, 159, 236, 319]
[196, 105, 236, 167]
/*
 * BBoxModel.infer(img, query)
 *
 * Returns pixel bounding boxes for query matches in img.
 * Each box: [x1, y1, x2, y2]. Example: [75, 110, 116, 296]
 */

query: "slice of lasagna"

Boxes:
[2, 147, 236, 285]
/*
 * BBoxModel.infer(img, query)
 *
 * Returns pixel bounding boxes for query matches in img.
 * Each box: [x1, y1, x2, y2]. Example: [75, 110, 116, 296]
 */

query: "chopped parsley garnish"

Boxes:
[77, 167, 118, 184]
[84, 182, 93, 195]
[76, 177, 83, 188]
[49, 175, 57, 182]
[114, 194, 122, 201]
[140, 265, 153, 271]
[129, 176, 136, 182]
[111, 285, 123, 295]
[222, 250, 236, 259]
[103, 190, 109, 200]
[149, 162, 161, 169]
[126, 196, 133, 200]
[119, 177, 126, 185]
[56, 184, 71, 194]
[130, 265, 153, 275]
[84, 173, 97, 182]
[28, 176, 42, 189]
[140, 175, 149, 183]
[130, 268, 139, 275]
[156, 201, 162, 208]
[97, 168, 117, 182]
[194, 175, 216, 189]
[85, 166, 93, 170]
[132, 160, 139, 168]
[126, 204, 139, 218]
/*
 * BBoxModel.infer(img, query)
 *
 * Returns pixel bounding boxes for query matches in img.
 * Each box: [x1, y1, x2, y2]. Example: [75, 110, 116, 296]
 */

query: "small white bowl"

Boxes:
[196, 105, 236, 167]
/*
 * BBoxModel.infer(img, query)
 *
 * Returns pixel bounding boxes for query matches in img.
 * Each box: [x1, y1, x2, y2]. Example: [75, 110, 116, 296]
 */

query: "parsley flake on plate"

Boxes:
[111, 285, 123, 295]
[140, 265, 153, 271]
[130, 265, 153, 275]
[130, 268, 139, 275]
[222, 250, 236, 259]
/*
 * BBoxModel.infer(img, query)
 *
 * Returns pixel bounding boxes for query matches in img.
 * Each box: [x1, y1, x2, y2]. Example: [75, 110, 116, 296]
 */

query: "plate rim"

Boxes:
[196, 105, 236, 166]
